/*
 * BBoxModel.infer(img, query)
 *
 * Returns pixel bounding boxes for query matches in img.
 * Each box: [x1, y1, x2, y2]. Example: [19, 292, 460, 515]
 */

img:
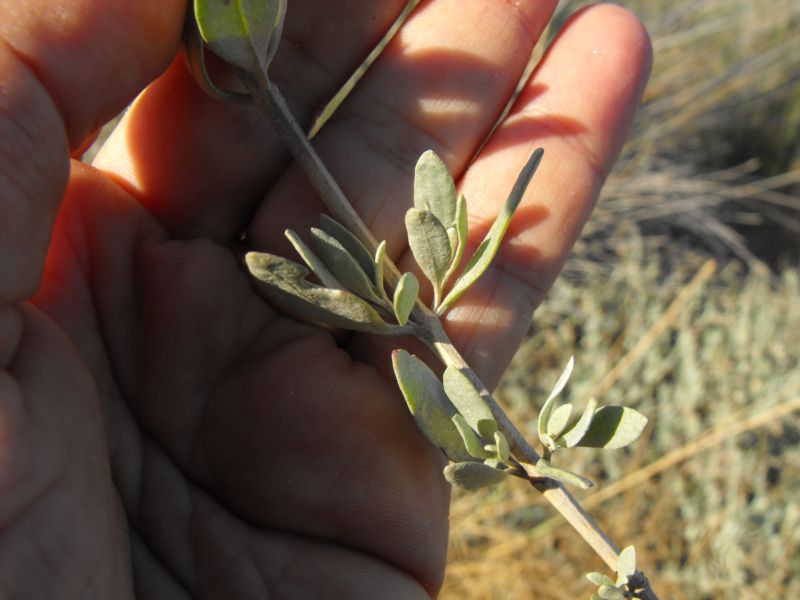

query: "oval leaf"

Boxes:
[537, 356, 575, 443]
[443, 366, 497, 439]
[414, 150, 457, 227]
[576, 406, 648, 449]
[452, 414, 492, 459]
[442, 193, 469, 287]
[373, 240, 388, 300]
[392, 350, 471, 462]
[405, 208, 453, 303]
[311, 228, 384, 304]
[494, 430, 511, 464]
[598, 585, 625, 600]
[546, 403, 573, 439]
[245, 252, 392, 334]
[285, 229, 342, 289]
[319, 214, 377, 281]
[194, 0, 284, 74]
[532, 460, 593, 490]
[393, 272, 419, 326]
[438, 148, 543, 314]
[587, 572, 616, 587]
[617, 545, 637, 583]
[183, 20, 253, 104]
[557, 398, 597, 449]
[443, 462, 508, 491]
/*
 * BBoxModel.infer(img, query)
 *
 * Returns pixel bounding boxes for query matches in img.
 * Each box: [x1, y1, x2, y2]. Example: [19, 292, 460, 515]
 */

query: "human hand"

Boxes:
[0, 1, 650, 597]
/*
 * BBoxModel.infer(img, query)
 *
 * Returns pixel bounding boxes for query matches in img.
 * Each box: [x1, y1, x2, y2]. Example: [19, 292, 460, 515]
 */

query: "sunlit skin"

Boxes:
[0, 1, 651, 597]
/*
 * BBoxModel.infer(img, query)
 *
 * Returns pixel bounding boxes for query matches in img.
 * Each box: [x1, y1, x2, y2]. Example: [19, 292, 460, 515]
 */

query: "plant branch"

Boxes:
[239, 71, 659, 599]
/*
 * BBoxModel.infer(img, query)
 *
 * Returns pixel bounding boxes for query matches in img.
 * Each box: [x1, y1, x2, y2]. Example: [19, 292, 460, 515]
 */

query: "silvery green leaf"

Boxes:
[537, 357, 575, 445]
[557, 398, 597, 448]
[373, 240, 388, 299]
[452, 414, 492, 459]
[616, 546, 637, 584]
[532, 460, 593, 490]
[442, 194, 468, 287]
[183, 20, 252, 104]
[311, 228, 384, 304]
[392, 351, 471, 462]
[587, 572, 616, 587]
[494, 430, 511, 463]
[405, 208, 452, 304]
[194, 0, 285, 74]
[393, 272, 419, 326]
[414, 150, 457, 227]
[576, 406, 648, 449]
[443, 366, 497, 439]
[245, 252, 393, 334]
[598, 585, 625, 600]
[438, 149, 543, 314]
[444, 461, 509, 491]
[284, 229, 342, 289]
[546, 403, 573, 439]
[319, 214, 376, 281]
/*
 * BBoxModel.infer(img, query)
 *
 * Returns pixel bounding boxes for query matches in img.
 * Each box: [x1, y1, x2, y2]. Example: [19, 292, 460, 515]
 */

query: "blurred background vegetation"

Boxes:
[443, 1, 800, 598]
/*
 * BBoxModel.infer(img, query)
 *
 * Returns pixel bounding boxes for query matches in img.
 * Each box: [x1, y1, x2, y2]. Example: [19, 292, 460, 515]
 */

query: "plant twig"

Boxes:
[239, 70, 659, 598]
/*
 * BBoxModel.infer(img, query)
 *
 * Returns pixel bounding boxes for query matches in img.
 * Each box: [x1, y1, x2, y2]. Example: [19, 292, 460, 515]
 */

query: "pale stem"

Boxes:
[240, 71, 659, 599]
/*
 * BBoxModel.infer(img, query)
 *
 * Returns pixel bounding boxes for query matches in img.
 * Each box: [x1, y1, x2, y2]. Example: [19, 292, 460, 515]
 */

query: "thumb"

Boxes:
[0, 0, 186, 303]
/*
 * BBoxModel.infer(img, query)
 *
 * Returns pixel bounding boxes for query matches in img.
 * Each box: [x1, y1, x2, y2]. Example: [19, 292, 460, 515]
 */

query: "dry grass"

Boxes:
[443, 1, 800, 598]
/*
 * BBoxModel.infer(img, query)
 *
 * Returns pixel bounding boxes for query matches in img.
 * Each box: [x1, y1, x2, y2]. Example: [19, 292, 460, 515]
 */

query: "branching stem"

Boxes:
[240, 70, 658, 598]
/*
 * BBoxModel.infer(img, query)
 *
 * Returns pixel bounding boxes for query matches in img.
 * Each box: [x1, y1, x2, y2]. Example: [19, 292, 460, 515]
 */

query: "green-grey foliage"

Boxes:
[538, 356, 575, 448]
[414, 150, 458, 228]
[320, 214, 377, 281]
[310, 227, 384, 304]
[442, 193, 469, 286]
[393, 272, 419, 326]
[405, 207, 452, 303]
[245, 252, 392, 334]
[587, 545, 637, 599]
[576, 406, 649, 449]
[546, 403, 574, 439]
[556, 398, 597, 449]
[373, 240, 388, 300]
[452, 414, 493, 459]
[444, 461, 510, 491]
[437, 148, 543, 314]
[392, 350, 472, 462]
[285, 229, 343, 289]
[532, 460, 593, 490]
[193, 0, 286, 74]
[493, 430, 511, 464]
[443, 366, 497, 439]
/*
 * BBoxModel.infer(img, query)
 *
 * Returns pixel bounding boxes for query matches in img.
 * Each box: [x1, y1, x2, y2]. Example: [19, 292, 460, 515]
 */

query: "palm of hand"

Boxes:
[6, 172, 446, 598]
[0, 1, 650, 598]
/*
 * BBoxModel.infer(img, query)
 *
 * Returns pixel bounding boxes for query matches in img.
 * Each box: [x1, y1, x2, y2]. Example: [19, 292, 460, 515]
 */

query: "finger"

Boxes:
[0, 0, 186, 303]
[94, 1, 413, 242]
[436, 4, 653, 387]
[248, 0, 557, 257]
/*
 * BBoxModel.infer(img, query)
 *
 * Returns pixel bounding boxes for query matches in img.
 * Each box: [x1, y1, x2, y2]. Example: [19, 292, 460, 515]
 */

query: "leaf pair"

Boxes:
[245, 252, 400, 335]
[393, 350, 516, 491]
[405, 149, 543, 314]
[587, 546, 637, 600]
[286, 215, 421, 326]
[537, 358, 649, 454]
